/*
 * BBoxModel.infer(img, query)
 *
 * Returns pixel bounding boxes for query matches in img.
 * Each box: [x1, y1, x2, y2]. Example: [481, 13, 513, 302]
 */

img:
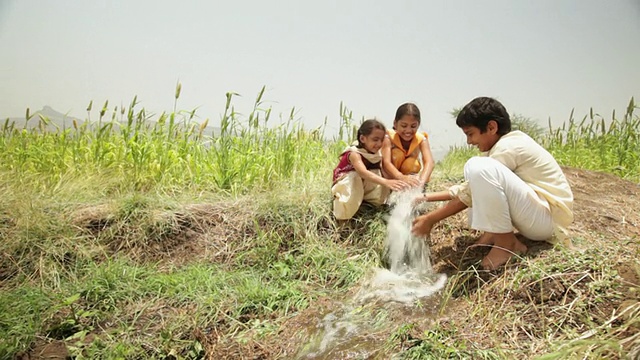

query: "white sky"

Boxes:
[1, 0, 639, 152]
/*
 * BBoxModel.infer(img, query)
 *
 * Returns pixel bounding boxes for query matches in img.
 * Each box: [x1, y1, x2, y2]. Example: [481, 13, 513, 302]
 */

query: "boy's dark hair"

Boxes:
[394, 103, 421, 123]
[456, 97, 511, 135]
[357, 119, 386, 148]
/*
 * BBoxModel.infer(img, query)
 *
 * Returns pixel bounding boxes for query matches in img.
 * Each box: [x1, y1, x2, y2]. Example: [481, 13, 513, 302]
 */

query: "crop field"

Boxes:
[1, 88, 638, 359]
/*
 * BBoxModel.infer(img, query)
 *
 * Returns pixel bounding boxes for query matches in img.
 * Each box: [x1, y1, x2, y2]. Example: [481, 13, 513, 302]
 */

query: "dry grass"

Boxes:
[3, 167, 638, 360]
[388, 167, 640, 360]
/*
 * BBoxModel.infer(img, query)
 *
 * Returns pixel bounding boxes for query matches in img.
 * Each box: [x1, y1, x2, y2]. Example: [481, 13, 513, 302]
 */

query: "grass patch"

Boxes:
[543, 98, 640, 181]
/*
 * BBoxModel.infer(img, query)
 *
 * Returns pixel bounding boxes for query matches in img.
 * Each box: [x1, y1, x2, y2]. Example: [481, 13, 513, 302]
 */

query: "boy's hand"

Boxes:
[412, 193, 429, 206]
[412, 214, 434, 237]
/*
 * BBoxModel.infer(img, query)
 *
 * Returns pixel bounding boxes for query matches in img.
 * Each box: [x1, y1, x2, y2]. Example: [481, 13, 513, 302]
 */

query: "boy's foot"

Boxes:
[474, 232, 495, 246]
[479, 233, 528, 270]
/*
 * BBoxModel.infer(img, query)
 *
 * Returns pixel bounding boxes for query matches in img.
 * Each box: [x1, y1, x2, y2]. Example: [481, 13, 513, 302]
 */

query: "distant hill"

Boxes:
[2, 106, 82, 131]
[1, 106, 222, 136]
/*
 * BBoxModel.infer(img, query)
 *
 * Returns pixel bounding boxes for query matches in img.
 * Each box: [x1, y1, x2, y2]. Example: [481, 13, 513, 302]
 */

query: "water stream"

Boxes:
[298, 188, 447, 359]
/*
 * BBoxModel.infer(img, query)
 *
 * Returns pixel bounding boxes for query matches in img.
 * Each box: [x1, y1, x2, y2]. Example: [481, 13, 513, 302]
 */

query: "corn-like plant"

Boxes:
[542, 97, 639, 181]
[0, 86, 336, 194]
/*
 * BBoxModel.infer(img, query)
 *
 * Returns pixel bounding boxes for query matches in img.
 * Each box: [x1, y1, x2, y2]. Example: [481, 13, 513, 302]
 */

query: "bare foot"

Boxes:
[411, 213, 435, 237]
[480, 233, 528, 270]
[473, 232, 495, 246]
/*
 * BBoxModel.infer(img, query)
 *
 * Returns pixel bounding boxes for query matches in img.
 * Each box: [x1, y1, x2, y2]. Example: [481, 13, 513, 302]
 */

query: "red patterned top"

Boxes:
[332, 146, 382, 184]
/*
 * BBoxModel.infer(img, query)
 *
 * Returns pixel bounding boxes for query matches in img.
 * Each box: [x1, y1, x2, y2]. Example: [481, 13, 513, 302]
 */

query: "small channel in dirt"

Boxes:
[296, 189, 448, 359]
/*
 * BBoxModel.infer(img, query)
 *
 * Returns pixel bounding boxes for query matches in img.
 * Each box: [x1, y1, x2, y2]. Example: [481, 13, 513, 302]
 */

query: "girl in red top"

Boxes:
[332, 119, 409, 220]
[382, 103, 436, 188]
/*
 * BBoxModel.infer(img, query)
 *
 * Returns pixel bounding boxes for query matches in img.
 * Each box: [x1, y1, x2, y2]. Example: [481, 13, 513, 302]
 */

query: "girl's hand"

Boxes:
[386, 179, 410, 191]
[403, 175, 422, 188]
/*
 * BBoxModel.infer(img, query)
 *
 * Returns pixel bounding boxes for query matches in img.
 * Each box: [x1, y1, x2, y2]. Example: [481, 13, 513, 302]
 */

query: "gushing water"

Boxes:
[299, 188, 447, 359]
[355, 188, 446, 305]
[386, 188, 434, 275]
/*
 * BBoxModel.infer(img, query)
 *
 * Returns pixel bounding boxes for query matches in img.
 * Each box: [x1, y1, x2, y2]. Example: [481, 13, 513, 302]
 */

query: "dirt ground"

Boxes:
[429, 166, 640, 274]
[271, 167, 640, 359]
[422, 167, 639, 358]
[18, 167, 640, 359]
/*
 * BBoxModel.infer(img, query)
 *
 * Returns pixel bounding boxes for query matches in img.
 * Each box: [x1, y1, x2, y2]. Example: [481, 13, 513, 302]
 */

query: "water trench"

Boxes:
[297, 188, 448, 359]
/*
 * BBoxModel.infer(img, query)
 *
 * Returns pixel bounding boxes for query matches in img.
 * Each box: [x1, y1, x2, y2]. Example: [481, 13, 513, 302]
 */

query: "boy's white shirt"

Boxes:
[449, 131, 574, 244]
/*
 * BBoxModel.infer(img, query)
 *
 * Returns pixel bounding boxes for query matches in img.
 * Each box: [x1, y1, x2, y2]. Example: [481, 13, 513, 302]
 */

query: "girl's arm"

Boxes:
[381, 137, 404, 180]
[349, 152, 408, 191]
[417, 136, 436, 185]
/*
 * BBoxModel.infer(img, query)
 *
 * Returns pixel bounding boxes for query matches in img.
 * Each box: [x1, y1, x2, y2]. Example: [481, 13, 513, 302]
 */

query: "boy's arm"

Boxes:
[417, 135, 435, 185]
[448, 182, 472, 207]
[413, 190, 452, 205]
[423, 190, 452, 202]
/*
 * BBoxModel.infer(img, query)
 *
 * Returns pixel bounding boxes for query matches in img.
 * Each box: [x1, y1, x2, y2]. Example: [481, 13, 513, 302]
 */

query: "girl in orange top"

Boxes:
[381, 103, 435, 188]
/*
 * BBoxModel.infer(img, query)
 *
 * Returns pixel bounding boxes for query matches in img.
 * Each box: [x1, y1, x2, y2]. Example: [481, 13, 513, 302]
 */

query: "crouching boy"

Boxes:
[411, 97, 573, 270]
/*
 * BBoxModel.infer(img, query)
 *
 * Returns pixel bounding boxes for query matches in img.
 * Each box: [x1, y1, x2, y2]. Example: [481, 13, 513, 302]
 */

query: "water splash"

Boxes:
[355, 268, 447, 305]
[298, 188, 447, 359]
[386, 188, 434, 275]
[358, 187, 447, 305]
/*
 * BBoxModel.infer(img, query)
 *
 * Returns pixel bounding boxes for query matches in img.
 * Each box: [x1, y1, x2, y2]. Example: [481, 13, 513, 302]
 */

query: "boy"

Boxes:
[411, 97, 573, 270]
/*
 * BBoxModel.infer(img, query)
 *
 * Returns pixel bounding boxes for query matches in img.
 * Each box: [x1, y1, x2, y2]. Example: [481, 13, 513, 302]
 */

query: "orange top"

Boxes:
[387, 129, 428, 158]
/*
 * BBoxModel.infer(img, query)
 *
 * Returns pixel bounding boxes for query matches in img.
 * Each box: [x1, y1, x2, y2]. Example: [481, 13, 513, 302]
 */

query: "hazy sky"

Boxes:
[1, 0, 639, 152]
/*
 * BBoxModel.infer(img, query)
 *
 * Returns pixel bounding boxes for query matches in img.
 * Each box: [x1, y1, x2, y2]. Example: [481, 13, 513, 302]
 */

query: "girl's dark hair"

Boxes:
[357, 119, 386, 148]
[456, 97, 511, 135]
[394, 103, 421, 123]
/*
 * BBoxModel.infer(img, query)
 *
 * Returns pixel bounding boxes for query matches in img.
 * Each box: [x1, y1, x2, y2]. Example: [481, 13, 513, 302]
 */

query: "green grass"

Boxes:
[1, 90, 638, 359]
[0, 85, 341, 195]
[543, 97, 640, 181]
[0, 85, 367, 359]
